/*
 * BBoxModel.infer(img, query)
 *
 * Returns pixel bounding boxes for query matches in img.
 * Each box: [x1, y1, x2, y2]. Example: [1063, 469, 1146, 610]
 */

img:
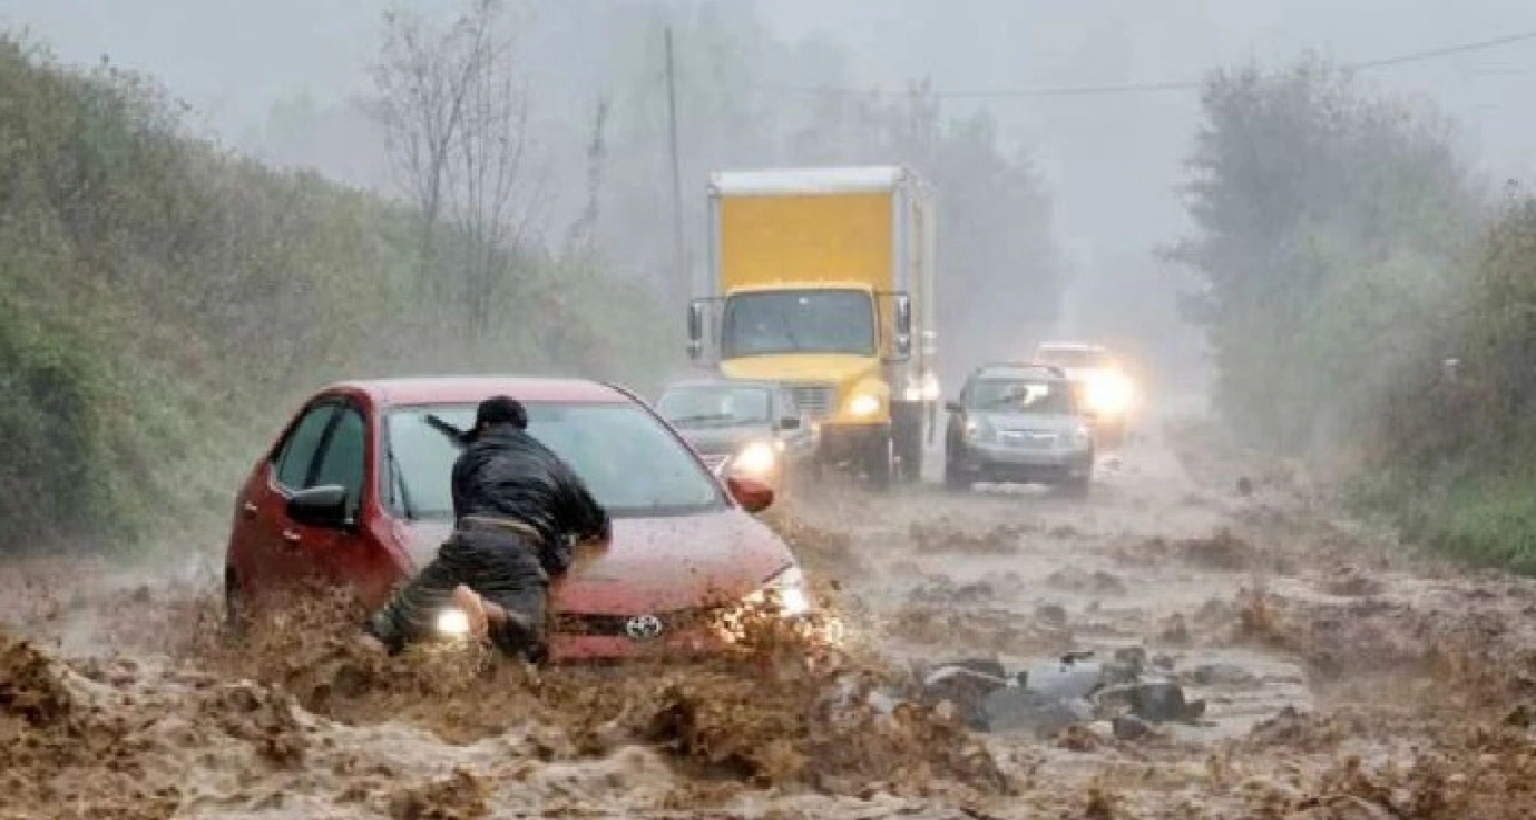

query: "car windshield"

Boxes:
[656, 385, 772, 428]
[721, 289, 876, 357]
[969, 379, 1073, 414]
[383, 401, 726, 519]
[1035, 348, 1110, 369]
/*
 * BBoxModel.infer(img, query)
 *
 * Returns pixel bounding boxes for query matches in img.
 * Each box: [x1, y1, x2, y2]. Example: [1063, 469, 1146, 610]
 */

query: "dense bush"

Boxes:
[0, 35, 671, 555]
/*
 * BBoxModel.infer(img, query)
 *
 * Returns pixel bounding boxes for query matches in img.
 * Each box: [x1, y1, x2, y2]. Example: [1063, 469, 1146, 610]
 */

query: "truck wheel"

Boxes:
[866, 435, 893, 490]
[1061, 472, 1092, 498]
[896, 424, 923, 484]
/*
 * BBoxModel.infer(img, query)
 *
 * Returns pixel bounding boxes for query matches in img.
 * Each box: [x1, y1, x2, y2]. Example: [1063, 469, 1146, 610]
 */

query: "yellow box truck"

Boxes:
[685, 166, 939, 488]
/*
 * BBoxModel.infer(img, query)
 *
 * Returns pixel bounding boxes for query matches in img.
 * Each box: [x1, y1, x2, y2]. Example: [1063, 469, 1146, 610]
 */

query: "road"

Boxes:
[2, 411, 1534, 819]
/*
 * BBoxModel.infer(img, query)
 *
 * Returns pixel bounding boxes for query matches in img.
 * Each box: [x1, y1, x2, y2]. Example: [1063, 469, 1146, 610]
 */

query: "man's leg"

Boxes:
[363, 541, 465, 652]
[452, 529, 550, 659]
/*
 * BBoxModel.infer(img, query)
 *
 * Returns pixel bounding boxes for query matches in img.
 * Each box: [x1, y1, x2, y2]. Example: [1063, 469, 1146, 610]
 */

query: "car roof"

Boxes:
[323, 376, 632, 407]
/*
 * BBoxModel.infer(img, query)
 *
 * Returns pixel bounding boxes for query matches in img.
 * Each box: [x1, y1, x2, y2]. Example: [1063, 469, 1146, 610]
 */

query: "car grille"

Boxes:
[787, 382, 837, 420]
[999, 430, 1058, 450]
[555, 605, 732, 638]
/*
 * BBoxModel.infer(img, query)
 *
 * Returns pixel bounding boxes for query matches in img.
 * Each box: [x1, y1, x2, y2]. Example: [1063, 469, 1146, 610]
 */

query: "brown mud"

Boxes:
[3, 415, 1536, 818]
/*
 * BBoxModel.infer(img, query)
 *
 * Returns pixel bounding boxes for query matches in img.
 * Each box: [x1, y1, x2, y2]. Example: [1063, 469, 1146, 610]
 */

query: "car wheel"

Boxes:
[224, 571, 249, 644]
[944, 458, 970, 492]
[1061, 472, 1092, 498]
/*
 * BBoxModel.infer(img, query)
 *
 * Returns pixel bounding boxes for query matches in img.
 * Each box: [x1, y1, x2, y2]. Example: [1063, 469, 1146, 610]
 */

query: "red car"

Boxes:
[223, 376, 815, 661]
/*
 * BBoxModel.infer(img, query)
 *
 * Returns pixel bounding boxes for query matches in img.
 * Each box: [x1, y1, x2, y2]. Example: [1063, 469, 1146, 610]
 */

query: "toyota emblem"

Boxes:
[624, 614, 665, 641]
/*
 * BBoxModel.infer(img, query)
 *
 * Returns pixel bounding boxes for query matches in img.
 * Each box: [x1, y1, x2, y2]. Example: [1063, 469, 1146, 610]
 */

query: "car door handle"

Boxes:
[281, 529, 301, 547]
[242, 501, 258, 519]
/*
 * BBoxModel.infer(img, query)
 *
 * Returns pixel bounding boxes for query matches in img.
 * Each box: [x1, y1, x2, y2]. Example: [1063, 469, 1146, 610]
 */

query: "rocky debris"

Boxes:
[1044, 567, 1129, 596]
[913, 649, 1205, 739]
[1189, 662, 1260, 688]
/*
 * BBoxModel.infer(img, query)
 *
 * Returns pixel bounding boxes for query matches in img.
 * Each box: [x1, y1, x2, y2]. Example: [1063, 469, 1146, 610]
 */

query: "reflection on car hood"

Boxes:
[675, 425, 774, 456]
[976, 411, 1082, 434]
[399, 510, 794, 615]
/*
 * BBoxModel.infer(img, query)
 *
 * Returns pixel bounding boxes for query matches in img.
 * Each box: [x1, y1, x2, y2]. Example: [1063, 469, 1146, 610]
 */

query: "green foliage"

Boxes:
[1169, 58, 1479, 457]
[0, 33, 669, 555]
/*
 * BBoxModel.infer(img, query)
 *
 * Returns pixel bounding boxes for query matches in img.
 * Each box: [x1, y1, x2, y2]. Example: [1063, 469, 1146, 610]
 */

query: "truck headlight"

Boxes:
[732, 440, 778, 476]
[848, 393, 881, 417]
[741, 565, 811, 617]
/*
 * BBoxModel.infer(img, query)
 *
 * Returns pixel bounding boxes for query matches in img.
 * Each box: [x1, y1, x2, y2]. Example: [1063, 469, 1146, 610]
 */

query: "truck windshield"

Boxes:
[721, 289, 876, 358]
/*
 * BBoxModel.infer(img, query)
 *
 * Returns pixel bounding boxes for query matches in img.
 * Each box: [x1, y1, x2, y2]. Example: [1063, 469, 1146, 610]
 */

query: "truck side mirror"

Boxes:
[893, 292, 912, 359]
[686, 300, 705, 360]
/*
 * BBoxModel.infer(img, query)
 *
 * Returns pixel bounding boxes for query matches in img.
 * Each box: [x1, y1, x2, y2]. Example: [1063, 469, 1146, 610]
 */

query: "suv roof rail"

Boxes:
[970, 361, 1068, 380]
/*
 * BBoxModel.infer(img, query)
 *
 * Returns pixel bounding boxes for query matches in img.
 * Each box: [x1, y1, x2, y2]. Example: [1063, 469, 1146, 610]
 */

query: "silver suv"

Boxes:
[943, 363, 1095, 494]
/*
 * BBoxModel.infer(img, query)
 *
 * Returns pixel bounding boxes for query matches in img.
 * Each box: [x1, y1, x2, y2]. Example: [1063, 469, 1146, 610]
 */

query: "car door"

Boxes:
[240, 400, 341, 596]
[294, 400, 392, 595]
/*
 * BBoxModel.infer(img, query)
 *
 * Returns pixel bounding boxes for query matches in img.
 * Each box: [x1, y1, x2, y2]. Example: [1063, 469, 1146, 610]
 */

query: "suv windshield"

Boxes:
[656, 385, 771, 428]
[968, 379, 1073, 414]
[721, 289, 876, 357]
[384, 401, 725, 519]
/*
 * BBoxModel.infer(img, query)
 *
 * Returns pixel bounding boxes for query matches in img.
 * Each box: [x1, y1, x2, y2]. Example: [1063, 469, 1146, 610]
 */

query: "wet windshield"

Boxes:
[968, 379, 1073, 414]
[383, 401, 725, 519]
[721, 289, 876, 357]
[656, 385, 772, 428]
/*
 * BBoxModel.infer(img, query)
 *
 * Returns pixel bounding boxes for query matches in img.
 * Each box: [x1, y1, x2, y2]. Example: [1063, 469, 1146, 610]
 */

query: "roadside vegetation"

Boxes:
[1170, 57, 1536, 572]
[0, 33, 670, 556]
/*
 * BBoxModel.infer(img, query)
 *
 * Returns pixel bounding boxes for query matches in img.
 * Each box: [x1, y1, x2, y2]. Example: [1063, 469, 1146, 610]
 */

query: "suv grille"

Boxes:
[787, 382, 837, 420]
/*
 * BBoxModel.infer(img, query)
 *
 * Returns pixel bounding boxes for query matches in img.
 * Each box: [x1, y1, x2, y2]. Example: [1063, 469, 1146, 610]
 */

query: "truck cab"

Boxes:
[685, 166, 939, 488]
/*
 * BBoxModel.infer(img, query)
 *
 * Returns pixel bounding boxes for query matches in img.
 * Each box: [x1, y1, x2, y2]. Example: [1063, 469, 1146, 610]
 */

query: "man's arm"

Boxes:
[550, 453, 610, 543]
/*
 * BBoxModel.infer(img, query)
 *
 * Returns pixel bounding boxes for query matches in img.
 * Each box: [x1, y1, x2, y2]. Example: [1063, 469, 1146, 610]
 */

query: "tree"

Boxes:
[1165, 58, 1479, 454]
[370, 0, 540, 335]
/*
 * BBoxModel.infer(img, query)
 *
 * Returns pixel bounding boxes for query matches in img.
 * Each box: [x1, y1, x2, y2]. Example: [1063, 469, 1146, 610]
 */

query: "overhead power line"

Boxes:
[776, 28, 1536, 100]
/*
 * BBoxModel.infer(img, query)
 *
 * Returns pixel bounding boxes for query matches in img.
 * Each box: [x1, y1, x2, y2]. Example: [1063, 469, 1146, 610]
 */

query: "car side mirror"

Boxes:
[726, 475, 774, 513]
[287, 484, 349, 529]
[945, 401, 962, 413]
[778, 416, 801, 430]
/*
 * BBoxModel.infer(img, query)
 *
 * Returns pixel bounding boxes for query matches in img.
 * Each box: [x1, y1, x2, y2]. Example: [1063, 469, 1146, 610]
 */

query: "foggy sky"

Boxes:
[5, 0, 1535, 310]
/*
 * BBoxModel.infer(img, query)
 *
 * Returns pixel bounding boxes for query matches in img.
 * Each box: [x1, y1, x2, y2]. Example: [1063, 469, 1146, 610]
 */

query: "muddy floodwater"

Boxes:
[4, 415, 1536, 819]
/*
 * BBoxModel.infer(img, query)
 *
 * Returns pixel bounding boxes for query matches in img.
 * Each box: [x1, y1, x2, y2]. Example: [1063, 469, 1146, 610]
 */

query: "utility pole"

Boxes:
[664, 27, 688, 304]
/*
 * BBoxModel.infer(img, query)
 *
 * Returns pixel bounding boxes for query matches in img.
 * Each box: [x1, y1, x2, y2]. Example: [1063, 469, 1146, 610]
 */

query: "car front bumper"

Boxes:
[952, 442, 1093, 482]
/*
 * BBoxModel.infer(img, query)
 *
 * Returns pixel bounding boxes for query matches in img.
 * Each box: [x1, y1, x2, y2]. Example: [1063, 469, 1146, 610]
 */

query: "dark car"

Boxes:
[943, 363, 1095, 495]
[654, 378, 816, 491]
[222, 376, 835, 662]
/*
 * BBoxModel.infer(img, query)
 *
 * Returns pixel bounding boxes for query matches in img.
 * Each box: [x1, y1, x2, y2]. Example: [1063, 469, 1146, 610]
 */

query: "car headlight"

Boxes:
[1071, 425, 1093, 447]
[848, 393, 881, 417]
[965, 417, 993, 443]
[435, 607, 471, 638]
[732, 440, 777, 476]
[742, 565, 811, 617]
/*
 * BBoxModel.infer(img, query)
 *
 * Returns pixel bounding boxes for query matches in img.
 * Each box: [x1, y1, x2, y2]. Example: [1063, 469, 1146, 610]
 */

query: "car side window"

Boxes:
[311, 404, 368, 518]
[274, 404, 338, 490]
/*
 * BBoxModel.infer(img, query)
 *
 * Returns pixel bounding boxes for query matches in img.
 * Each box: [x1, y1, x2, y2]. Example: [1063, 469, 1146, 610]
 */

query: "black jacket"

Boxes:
[450, 423, 610, 576]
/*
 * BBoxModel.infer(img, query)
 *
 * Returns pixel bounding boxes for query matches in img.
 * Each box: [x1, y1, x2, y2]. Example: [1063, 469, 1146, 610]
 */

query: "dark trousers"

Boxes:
[367, 522, 549, 660]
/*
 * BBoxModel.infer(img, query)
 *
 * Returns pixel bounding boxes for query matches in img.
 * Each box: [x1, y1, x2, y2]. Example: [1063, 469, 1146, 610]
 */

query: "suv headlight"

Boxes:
[1071, 424, 1092, 448]
[741, 565, 810, 617]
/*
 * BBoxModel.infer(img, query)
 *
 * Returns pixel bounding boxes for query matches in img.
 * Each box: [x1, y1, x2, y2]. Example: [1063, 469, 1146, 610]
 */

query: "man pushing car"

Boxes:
[359, 395, 611, 661]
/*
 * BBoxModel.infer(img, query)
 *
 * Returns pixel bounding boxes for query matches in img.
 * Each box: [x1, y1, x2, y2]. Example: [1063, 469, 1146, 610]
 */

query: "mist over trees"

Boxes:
[252, 1, 1066, 386]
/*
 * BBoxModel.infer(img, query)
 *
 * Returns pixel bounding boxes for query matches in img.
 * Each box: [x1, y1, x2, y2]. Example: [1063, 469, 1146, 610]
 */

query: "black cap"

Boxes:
[466, 395, 527, 442]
